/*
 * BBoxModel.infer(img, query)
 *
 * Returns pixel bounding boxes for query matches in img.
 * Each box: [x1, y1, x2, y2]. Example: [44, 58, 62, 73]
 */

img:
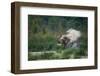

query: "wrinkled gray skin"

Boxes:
[67, 40, 80, 49]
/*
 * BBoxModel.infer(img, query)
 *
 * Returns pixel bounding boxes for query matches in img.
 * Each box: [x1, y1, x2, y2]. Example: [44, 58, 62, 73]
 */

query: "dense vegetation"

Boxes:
[28, 15, 88, 60]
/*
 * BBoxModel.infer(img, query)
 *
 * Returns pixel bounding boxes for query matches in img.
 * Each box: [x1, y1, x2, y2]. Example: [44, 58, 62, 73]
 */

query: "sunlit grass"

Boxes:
[28, 48, 87, 60]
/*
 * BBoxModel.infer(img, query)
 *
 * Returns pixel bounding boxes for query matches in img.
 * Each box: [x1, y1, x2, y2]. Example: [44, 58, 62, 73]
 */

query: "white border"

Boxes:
[20, 6, 95, 70]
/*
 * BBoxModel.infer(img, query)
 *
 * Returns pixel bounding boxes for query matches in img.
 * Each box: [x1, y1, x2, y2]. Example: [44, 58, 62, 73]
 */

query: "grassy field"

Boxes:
[28, 15, 88, 61]
[28, 48, 87, 60]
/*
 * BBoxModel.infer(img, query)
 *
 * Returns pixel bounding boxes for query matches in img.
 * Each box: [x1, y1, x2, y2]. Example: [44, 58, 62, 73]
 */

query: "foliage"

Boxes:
[28, 15, 88, 60]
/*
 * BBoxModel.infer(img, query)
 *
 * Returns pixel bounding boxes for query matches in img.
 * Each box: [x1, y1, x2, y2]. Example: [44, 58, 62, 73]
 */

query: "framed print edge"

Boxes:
[94, 7, 98, 69]
[11, 2, 98, 74]
[11, 2, 15, 73]
[11, 2, 20, 74]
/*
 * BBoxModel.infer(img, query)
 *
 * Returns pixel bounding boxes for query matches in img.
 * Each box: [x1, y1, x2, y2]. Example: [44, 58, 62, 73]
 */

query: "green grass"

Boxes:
[28, 32, 87, 60]
[28, 48, 87, 60]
